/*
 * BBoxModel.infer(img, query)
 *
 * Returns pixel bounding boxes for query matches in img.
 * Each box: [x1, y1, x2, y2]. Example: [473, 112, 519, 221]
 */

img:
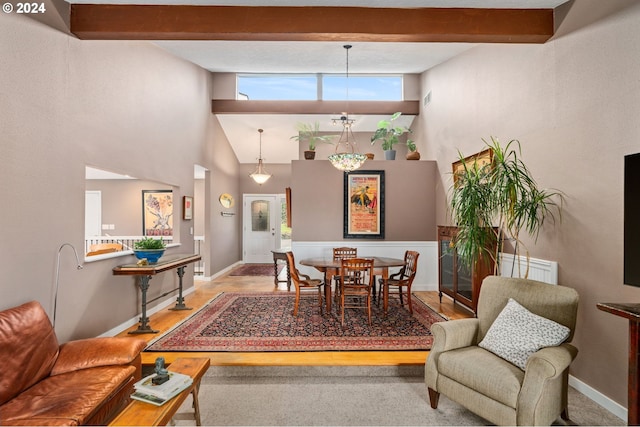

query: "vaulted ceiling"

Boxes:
[67, 0, 571, 164]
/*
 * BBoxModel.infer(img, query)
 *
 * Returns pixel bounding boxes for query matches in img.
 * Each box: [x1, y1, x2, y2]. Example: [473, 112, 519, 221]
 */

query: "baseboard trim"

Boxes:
[569, 375, 626, 421]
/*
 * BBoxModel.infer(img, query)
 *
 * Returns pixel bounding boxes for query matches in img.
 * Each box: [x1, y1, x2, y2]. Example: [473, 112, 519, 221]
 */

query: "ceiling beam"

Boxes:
[70, 5, 555, 43]
[211, 100, 420, 115]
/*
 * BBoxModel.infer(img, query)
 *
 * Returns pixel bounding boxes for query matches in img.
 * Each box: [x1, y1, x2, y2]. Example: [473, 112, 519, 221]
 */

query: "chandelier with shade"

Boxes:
[328, 45, 367, 172]
[249, 128, 272, 185]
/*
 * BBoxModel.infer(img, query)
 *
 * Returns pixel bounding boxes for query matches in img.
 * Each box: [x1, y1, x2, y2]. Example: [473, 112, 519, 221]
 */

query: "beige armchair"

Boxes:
[425, 275, 579, 426]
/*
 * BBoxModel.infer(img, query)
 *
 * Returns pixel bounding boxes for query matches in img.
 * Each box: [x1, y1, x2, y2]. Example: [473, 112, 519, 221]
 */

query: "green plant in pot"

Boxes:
[449, 137, 563, 278]
[370, 112, 414, 160]
[133, 237, 166, 263]
[290, 122, 334, 160]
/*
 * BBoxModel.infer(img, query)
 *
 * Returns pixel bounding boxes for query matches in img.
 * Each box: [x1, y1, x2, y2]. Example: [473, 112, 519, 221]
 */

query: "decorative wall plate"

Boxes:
[219, 193, 234, 208]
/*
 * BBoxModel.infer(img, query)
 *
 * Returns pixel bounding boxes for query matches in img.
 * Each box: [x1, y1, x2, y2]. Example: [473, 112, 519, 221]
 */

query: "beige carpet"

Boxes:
[172, 366, 624, 426]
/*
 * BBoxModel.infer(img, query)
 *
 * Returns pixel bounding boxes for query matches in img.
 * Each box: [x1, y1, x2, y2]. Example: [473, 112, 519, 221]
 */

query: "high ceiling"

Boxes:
[68, 0, 570, 164]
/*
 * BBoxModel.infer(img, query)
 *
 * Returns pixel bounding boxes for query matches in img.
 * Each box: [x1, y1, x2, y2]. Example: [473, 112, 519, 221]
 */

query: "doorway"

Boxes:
[243, 194, 279, 263]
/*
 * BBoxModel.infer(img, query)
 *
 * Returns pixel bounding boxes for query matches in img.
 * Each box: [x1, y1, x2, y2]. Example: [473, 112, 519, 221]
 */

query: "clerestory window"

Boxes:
[237, 74, 403, 101]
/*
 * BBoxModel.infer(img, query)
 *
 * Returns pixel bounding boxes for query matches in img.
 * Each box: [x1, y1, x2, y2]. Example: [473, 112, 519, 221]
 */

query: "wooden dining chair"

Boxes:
[285, 252, 324, 317]
[340, 258, 375, 326]
[379, 250, 420, 315]
[332, 247, 358, 301]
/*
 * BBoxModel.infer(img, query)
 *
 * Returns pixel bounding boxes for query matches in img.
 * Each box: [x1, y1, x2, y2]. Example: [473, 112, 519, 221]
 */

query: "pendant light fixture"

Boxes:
[328, 45, 367, 172]
[249, 128, 272, 185]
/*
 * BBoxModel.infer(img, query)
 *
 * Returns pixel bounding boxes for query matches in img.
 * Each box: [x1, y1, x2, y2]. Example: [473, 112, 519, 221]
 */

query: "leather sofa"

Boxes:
[0, 301, 147, 426]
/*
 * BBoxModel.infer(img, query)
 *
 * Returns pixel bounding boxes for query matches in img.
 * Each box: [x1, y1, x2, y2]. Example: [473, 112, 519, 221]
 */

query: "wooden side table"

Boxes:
[597, 302, 640, 425]
[109, 357, 210, 426]
[271, 249, 291, 291]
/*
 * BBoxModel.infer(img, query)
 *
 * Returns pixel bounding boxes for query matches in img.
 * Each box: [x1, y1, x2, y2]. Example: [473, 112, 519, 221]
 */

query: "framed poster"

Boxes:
[344, 170, 385, 239]
[142, 190, 173, 236]
[183, 196, 193, 220]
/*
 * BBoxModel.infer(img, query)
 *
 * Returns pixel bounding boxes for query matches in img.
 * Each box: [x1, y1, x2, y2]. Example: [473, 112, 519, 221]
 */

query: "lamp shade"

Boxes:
[250, 129, 271, 184]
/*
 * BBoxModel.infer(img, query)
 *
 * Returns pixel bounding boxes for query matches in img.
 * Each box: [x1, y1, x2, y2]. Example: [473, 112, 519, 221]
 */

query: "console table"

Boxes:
[597, 302, 640, 425]
[113, 253, 201, 334]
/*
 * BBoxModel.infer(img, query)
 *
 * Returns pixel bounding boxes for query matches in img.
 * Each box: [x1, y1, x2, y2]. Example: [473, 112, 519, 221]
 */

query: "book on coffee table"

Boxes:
[131, 371, 193, 406]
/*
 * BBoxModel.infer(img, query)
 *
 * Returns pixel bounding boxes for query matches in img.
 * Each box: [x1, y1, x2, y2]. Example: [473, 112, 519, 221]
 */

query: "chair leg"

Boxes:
[406, 286, 413, 315]
[367, 295, 372, 325]
[341, 293, 345, 327]
[398, 286, 404, 306]
[293, 288, 301, 316]
[427, 388, 440, 409]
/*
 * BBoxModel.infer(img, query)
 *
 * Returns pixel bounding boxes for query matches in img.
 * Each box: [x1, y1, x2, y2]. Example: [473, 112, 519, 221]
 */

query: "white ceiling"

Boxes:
[69, 0, 570, 164]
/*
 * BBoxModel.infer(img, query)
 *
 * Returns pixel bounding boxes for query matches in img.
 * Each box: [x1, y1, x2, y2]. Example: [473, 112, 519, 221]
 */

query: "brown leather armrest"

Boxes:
[51, 337, 146, 376]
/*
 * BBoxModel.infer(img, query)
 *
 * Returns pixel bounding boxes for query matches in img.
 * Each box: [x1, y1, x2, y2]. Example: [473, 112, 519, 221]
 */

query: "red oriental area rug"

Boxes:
[229, 264, 282, 276]
[146, 292, 447, 352]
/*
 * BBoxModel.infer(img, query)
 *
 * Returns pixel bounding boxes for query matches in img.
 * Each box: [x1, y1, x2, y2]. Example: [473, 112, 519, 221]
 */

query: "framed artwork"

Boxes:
[183, 196, 193, 220]
[142, 190, 173, 236]
[452, 148, 494, 186]
[344, 170, 385, 239]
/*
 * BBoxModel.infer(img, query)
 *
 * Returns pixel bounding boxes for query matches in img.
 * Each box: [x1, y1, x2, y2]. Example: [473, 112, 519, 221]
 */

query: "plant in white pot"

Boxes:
[370, 112, 414, 160]
[290, 122, 334, 160]
[450, 137, 563, 278]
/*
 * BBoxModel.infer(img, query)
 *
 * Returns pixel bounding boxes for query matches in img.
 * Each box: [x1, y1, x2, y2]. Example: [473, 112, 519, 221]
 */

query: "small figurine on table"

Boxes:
[152, 356, 170, 385]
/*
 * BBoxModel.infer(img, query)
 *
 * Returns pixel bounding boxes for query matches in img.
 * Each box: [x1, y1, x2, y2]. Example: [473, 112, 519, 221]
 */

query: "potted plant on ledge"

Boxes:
[290, 122, 334, 160]
[370, 112, 414, 160]
[133, 237, 166, 264]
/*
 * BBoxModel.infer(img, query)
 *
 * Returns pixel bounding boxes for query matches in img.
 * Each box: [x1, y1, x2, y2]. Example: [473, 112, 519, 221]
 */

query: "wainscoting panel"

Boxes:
[499, 253, 558, 285]
[291, 241, 439, 291]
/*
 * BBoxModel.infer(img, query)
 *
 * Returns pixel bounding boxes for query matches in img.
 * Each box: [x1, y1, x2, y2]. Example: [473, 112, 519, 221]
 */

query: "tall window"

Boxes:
[237, 74, 403, 101]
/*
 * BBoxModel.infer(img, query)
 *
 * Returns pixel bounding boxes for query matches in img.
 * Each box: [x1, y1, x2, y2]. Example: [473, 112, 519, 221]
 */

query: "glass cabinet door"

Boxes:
[457, 261, 473, 301]
[439, 239, 455, 294]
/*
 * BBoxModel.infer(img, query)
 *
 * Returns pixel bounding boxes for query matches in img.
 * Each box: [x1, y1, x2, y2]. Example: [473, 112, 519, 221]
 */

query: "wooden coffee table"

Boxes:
[109, 357, 210, 426]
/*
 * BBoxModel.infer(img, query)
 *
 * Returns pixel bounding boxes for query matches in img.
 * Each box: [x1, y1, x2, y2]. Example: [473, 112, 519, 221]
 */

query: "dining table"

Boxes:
[299, 256, 406, 314]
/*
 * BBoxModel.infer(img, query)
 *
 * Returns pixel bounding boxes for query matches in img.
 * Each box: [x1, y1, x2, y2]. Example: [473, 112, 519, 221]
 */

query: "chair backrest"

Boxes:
[333, 247, 357, 260]
[477, 276, 579, 342]
[341, 258, 374, 290]
[285, 251, 304, 285]
[86, 248, 118, 257]
[403, 250, 420, 280]
[89, 243, 123, 252]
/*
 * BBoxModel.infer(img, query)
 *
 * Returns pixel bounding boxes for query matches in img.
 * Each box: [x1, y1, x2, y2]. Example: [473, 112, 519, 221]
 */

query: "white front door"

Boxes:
[243, 195, 278, 263]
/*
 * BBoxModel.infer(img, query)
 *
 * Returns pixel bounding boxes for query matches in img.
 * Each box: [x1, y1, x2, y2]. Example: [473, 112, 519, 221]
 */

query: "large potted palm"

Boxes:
[450, 137, 563, 278]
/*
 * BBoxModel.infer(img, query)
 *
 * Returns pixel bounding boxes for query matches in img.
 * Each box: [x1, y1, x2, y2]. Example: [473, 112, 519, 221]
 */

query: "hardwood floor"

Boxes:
[116, 270, 473, 367]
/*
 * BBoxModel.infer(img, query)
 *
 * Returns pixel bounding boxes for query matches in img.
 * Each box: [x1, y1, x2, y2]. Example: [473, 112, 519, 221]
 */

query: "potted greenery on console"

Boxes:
[370, 112, 414, 160]
[133, 237, 166, 263]
[290, 122, 334, 160]
[450, 137, 563, 278]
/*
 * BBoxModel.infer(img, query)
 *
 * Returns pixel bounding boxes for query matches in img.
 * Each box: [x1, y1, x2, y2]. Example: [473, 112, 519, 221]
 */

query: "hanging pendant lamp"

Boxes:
[249, 129, 272, 185]
[328, 45, 367, 172]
